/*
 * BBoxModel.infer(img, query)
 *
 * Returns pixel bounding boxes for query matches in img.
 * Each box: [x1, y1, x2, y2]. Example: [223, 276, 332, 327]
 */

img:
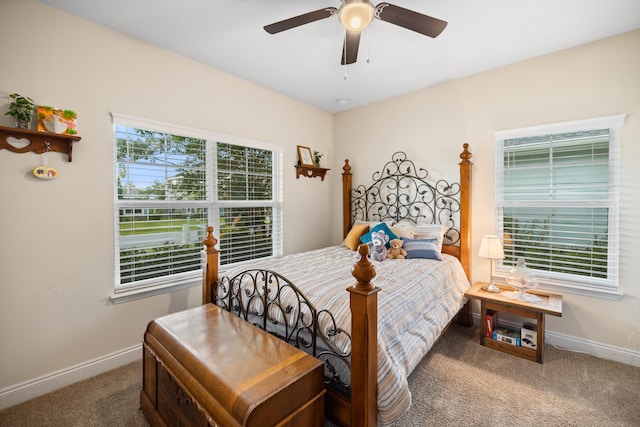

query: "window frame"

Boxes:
[494, 114, 625, 300]
[110, 113, 283, 303]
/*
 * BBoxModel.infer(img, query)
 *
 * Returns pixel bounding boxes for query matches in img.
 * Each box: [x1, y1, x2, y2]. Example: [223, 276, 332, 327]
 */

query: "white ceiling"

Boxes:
[38, 0, 640, 113]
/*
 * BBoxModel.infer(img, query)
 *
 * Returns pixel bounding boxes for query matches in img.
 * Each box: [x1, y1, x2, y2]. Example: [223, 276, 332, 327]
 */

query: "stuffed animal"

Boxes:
[368, 230, 389, 262]
[387, 239, 407, 260]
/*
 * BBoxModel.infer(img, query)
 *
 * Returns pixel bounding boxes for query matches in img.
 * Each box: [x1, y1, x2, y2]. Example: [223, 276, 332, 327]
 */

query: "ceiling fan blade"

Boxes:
[264, 7, 337, 34]
[341, 30, 361, 65]
[375, 3, 447, 38]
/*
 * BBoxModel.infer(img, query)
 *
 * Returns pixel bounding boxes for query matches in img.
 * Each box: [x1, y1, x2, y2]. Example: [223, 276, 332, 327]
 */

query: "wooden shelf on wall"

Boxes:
[295, 165, 330, 181]
[0, 125, 81, 162]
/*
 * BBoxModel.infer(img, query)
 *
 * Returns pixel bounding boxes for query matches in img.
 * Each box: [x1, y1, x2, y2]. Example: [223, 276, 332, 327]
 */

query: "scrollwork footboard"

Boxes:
[213, 269, 353, 398]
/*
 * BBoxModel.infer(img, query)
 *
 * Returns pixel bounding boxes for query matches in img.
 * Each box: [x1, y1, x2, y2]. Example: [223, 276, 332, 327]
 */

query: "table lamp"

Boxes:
[478, 235, 504, 293]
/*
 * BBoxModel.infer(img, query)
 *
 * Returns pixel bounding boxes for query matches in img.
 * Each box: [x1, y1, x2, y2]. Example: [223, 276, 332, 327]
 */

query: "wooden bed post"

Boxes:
[348, 244, 380, 427]
[202, 226, 219, 305]
[458, 143, 473, 281]
[457, 144, 474, 327]
[342, 159, 352, 238]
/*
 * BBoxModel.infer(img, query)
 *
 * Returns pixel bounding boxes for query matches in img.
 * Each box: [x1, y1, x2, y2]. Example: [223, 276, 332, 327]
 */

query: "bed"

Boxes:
[201, 145, 474, 427]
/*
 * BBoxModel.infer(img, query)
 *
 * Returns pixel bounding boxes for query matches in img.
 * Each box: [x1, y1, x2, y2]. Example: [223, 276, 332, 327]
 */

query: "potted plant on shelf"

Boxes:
[313, 151, 323, 167]
[4, 93, 36, 129]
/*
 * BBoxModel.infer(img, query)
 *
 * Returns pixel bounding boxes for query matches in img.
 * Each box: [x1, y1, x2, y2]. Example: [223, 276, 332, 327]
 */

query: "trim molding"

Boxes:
[0, 344, 142, 410]
[110, 278, 200, 304]
[545, 329, 640, 368]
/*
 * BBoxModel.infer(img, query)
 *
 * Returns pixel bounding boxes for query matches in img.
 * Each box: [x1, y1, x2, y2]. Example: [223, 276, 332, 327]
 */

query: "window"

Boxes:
[495, 115, 624, 298]
[113, 114, 283, 295]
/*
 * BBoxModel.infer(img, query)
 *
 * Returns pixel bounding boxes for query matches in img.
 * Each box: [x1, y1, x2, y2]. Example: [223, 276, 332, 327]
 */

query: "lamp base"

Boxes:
[482, 282, 500, 293]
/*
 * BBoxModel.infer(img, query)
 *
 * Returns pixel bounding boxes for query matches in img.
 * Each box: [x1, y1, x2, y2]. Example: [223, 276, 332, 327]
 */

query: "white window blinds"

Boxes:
[495, 115, 624, 296]
[113, 114, 283, 293]
[215, 143, 282, 265]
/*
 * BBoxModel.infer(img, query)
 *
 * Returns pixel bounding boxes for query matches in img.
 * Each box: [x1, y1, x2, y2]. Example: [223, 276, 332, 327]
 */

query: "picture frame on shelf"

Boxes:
[37, 106, 78, 135]
[297, 145, 314, 167]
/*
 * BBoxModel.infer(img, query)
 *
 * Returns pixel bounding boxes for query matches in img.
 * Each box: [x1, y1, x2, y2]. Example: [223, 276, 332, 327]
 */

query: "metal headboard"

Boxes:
[351, 151, 461, 245]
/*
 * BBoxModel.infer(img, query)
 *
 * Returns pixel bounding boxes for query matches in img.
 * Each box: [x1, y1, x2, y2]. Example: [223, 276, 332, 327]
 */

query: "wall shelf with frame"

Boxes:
[295, 165, 330, 181]
[0, 125, 81, 162]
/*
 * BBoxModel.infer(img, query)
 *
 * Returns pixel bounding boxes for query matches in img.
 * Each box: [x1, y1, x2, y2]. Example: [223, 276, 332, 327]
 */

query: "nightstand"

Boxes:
[464, 281, 562, 363]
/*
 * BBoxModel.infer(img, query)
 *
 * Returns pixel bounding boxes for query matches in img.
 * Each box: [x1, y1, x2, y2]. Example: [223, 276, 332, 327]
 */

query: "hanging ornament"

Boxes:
[33, 141, 59, 180]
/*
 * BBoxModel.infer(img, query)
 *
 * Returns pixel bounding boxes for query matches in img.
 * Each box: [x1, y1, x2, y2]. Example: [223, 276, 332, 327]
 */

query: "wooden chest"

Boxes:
[140, 304, 325, 427]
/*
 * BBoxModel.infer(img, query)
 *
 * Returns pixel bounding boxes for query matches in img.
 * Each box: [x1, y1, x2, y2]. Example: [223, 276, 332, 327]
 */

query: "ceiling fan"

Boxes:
[264, 0, 448, 65]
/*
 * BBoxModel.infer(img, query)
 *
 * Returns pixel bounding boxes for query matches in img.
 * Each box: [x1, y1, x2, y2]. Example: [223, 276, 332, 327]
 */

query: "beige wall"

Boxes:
[1, 0, 638, 406]
[334, 30, 640, 362]
[0, 0, 333, 390]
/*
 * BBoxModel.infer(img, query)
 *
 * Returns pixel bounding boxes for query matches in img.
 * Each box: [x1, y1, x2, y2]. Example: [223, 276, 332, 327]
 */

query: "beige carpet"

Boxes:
[397, 325, 640, 426]
[2, 325, 639, 426]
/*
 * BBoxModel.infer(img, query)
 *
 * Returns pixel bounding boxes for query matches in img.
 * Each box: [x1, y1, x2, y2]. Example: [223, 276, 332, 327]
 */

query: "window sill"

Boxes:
[110, 278, 201, 304]
[493, 274, 623, 301]
[109, 256, 283, 304]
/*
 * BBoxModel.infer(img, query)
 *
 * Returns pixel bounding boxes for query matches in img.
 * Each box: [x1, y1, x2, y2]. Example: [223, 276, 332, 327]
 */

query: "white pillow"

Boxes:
[390, 224, 415, 239]
[412, 223, 446, 252]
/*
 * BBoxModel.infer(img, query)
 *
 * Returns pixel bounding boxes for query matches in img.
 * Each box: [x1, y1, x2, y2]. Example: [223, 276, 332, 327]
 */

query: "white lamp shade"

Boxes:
[339, 1, 374, 31]
[478, 235, 505, 260]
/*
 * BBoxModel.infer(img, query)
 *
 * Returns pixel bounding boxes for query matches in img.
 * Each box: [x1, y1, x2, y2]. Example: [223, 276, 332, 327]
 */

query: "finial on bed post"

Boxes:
[348, 244, 380, 427]
[460, 143, 472, 164]
[202, 226, 219, 305]
[343, 159, 352, 174]
[352, 244, 376, 291]
[342, 159, 353, 239]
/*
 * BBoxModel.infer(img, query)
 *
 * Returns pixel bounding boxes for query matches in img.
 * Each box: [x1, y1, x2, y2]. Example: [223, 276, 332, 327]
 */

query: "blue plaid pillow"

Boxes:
[401, 237, 442, 260]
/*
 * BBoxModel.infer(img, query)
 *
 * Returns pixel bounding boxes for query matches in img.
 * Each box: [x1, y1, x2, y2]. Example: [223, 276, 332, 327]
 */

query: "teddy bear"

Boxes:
[367, 230, 389, 262]
[386, 239, 407, 260]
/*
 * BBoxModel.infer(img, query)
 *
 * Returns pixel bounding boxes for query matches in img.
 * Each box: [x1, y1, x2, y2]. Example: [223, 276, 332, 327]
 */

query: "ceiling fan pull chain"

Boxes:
[366, 25, 370, 64]
[343, 33, 348, 80]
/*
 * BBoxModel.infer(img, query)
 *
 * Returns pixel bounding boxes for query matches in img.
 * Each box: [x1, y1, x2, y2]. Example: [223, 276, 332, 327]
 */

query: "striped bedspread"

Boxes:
[219, 245, 470, 425]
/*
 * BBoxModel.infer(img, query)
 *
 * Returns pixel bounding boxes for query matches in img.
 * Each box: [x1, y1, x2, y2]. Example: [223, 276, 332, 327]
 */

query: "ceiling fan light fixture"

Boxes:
[339, 1, 374, 32]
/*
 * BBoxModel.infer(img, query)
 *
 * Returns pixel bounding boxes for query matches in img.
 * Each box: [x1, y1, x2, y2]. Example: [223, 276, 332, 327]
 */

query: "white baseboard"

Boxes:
[471, 314, 640, 368]
[545, 329, 640, 368]
[0, 344, 142, 410]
